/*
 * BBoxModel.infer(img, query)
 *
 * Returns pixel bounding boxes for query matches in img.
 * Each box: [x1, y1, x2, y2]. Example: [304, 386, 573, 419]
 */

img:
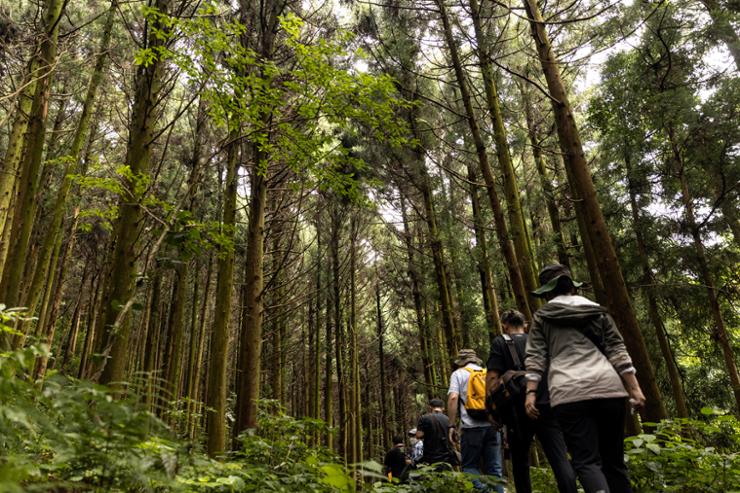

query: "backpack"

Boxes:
[486, 335, 528, 423]
[463, 367, 489, 421]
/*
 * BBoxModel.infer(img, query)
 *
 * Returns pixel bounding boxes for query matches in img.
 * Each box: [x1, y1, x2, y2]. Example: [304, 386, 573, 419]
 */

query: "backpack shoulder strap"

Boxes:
[502, 334, 523, 370]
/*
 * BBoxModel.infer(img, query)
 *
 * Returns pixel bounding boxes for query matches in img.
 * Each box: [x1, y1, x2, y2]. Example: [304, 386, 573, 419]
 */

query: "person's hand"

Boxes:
[524, 392, 540, 420]
[448, 426, 459, 445]
[629, 387, 646, 412]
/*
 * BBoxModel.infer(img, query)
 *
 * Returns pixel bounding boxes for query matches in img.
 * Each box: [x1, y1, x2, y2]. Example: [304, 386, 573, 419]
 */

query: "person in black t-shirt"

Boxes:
[487, 310, 577, 493]
[416, 398, 455, 468]
[384, 435, 411, 482]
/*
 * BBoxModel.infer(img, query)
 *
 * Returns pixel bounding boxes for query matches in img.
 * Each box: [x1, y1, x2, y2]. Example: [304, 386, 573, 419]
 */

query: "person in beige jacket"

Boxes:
[524, 264, 645, 493]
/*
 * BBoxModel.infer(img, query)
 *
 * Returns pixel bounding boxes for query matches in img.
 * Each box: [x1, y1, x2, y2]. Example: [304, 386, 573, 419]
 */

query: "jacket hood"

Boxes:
[536, 295, 607, 328]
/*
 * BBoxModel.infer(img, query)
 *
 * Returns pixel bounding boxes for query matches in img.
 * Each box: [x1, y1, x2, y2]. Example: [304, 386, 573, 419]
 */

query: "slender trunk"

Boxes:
[206, 139, 239, 456]
[522, 0, 665, 421]
[522, 88, 569, 266]
[349, 215, 362, 465]
[399, 193, 435, 395]
[403, 109, 459, 360]
[469, 0, 539, 308]
[78, 271, 102, 379]
[434, 0, 531, 320]
[235, 161, 268, 434]
[312, 212, 322, 428]
[625, 151, 689, 418]
[0, 0, 66, 321]
[0, 61, 39, 277]
[189, 254, 213, 440]
[96, 0, 172, 383]
[466, 161, 503, 343]
[376, 283, 390, 448]
[671, 130, 740, 413]
[34, 211, 79, 377]
[330, 200, 347, 457]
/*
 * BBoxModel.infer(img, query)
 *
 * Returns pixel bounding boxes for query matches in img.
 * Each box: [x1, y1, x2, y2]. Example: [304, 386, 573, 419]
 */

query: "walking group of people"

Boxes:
[384, 264, 646, 493]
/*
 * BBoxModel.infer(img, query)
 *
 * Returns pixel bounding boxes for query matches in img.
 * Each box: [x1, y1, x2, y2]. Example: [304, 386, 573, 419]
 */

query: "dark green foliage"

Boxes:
[3, 336, 740, 492]
[626, 410, 740, 492]
[0, 343, 181, 491]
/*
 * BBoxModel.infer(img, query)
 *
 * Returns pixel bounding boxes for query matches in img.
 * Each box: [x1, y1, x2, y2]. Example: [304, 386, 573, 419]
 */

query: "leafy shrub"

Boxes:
[0, 343, 182, 492]
[5, 334, 738, 493]
[626, 410, 740, 492]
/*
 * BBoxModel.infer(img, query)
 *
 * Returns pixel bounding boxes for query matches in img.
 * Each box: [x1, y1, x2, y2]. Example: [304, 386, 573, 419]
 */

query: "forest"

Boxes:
[0, 0, 738, 491]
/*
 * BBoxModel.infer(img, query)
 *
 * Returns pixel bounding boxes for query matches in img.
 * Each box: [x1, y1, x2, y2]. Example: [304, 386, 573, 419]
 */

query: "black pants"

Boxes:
[554, 397, 632, 493]
[507, 405, 577, 493]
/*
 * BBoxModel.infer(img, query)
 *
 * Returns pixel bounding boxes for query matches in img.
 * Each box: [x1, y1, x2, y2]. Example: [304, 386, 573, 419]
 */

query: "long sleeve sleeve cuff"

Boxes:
[525, 372, 542, 382]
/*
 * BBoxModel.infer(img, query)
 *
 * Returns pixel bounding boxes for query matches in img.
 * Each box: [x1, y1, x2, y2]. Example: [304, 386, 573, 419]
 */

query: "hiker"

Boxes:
[525, 264, 646, 493]
[384, 434, 411, 482]
[408, 428, 423, 464]
[487, 309, 577, 493]
[415, 398, 456, 468]
[448, 349, 504, 493]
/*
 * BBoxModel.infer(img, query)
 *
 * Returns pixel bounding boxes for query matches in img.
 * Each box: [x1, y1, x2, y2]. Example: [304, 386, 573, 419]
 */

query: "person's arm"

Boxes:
[524, 317, 548, 419]
[621, 369, 646, 410]
[600, 314, 645, 409]
[447, 371, 461, 444]
[447, 392, 459, 426]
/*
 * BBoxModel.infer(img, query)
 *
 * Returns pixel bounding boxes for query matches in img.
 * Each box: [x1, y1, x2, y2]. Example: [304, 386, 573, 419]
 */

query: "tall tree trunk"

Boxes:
[625, 158, 689, 417]
[0, 61, 39, 277]
[521, 0, 666, 422]
[521, 87, 569, 267]
[349, 215, 362, 465]
[399, 193, 436, 395]
[164, 96, 208, 407]
[469, 0, 539, 308]
[330, 200, 347, 457]
[95, 0, 173, 383]
[401, 106, 459, 361]
[376, 283, 390, 449]
[206, 139, 239, 456]
[235, 162, 268, 434]
[671, 129, 740, 413]
[434, 0, 532, 320]
[23, 2, 115, 338]
[466, 160, 503, 343]
[0, 0, 66, 324]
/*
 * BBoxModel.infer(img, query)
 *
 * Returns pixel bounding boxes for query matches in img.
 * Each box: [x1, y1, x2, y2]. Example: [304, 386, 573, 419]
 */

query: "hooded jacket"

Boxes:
[525, 295, 635, 407]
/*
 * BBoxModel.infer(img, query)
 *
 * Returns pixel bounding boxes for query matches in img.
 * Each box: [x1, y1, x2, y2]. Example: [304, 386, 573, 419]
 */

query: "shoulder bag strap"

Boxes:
[502, 334, 523, 370]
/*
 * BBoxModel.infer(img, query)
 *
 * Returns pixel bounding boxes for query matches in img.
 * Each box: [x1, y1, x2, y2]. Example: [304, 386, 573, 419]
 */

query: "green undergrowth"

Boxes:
[1, 342, 739, 492]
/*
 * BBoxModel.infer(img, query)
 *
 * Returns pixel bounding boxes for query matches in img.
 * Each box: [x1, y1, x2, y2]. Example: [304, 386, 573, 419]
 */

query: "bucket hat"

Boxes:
[453, 348, 483, 367]
[532, 263, 583, 297]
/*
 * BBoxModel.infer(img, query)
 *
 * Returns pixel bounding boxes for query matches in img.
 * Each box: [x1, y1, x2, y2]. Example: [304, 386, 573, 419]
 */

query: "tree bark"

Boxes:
[622, 146, 690, 417]
[434, 0, 532, 320]
[205, 138, 239, 456]
[400, 192, 436, 395]
[95, 0, 172, 384]
[521, 87, 569, 267]
[0, 0, 66, 322]
[469, 0, 540, 309]
[0, 61, 39, 278]
[465, 159, 503, 344]
[522, 0, 666, 422]
[22, 1, 115, 340]
[671, 129, 740, 413]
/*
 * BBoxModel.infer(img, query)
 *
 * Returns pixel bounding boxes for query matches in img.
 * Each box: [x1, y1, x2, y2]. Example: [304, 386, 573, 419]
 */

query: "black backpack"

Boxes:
[486, 335, 528, 423]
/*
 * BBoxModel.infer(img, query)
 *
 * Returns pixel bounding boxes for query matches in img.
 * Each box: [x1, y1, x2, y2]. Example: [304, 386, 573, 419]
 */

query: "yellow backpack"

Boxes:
[463, 367, 489, 420]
